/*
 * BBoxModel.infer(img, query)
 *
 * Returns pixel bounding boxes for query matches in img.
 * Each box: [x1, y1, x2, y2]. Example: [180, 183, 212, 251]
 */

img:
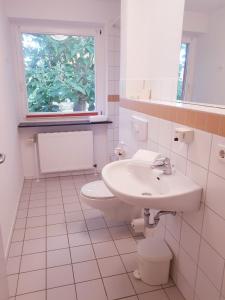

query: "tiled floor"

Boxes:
[7, 174, 185, 300]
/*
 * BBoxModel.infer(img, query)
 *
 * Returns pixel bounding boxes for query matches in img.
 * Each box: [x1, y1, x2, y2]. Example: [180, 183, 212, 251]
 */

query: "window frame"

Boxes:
[180, 35, 197, 101]
[12, 21, 106, 120]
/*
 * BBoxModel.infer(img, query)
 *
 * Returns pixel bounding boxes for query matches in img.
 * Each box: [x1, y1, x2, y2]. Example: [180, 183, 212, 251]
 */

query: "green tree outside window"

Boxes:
[22, 33, 96, 113]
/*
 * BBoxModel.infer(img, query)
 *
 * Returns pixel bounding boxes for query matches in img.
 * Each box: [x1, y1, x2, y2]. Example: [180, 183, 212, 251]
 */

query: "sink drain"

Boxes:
[142, 192, 152, 196]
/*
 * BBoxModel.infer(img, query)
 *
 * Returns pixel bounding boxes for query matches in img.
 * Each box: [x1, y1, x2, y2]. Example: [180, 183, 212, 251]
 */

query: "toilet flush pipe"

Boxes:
[144, 208, 176, 228]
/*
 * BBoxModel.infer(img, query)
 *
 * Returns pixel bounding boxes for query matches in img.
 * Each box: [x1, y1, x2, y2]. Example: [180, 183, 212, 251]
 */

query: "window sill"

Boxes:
[18, 120, 112, 128]
[26, 112, 98, 118]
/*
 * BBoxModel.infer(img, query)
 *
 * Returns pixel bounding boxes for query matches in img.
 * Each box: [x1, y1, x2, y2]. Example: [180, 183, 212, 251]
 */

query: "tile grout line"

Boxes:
[59, 175, 78, 300]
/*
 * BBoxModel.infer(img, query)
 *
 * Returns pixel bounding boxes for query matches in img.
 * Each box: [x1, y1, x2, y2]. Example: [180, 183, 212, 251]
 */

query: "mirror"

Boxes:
[178, 0, 225, 107]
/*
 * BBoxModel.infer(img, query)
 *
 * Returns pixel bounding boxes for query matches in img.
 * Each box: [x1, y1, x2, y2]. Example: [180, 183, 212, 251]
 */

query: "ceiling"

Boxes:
[185, 0, 225, 13]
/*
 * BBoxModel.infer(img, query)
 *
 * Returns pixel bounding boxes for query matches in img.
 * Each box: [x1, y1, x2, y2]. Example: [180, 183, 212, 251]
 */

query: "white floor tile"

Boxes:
[73, 260, 100, 282]
[103, 274, 135, 300]
[23, 238, 46, 255]
[25, 227, 46, 240]
[12, 229, 25, 242]
[70, 245, 95, 263]
[47, 223, 67, 237]
[83, 209, 103, 219]
[64, 203, 81, 212]
[76, 279, 107, 300]
[164, 286, 185, 300]
[16, 290, 46, 300]
[47, 205, 64, 215]
[109, 226, 132, 240]
[86, 218, 106, 230]
[28, 207, 46, 217]
[93, 241, 118, 258]
[138, 290, 168, 300]
[14, 219, 26, 230]
[20, 252, 46, 272]
[47, 265, 74, 289]
[98, 256, 126, 277]
[8, 274, 18, 297]
[114, 238, 137, 254]
[26, 216, 46, 228]
[67, 221, 87, 234]
[128, 273, 160, 294]
[47, 284, 77, 300]
[89, 228, 112, 243]
[29, 200, 46, 208]
[47, 235, 69, 251]
[65, 211, 84, 223]
[47, 213, 65, 225]
[7, 256, 21, 275]
[68, 232, 91, 247]
[9, 242, 23, 257]
[47, 248, 71, 268]
[121, 252, 138, 272]
[17, 269, 46, 295]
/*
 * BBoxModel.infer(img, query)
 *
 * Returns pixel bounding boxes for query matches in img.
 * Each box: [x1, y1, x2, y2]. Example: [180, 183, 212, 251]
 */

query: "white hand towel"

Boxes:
[132, 149, 162, 163]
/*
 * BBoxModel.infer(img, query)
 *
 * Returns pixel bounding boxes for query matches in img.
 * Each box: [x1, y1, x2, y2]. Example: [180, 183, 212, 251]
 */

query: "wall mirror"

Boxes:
[177, 0, 225, 108]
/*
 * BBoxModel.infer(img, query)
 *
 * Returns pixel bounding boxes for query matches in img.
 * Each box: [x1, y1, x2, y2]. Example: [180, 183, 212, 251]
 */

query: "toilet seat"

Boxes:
[81, 180, 115, 200]
[80, 180, 141, 221]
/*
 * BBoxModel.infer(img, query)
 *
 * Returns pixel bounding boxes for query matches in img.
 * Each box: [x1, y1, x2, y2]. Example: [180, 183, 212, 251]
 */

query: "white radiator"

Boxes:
[37, 131, 94, 173]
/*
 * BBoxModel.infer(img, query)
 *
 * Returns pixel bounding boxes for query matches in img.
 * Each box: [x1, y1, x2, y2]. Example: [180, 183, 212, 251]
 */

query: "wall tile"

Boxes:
[188, 129, 212, 169]
[176, 271, 195, 300]
[202, 207, 225, 259]
[178, 248, 197, 289]
[222, 273, 225, 298]
[159, 119, 173, 149]
[170, 152, 187, 174]
[195, 268, 220, 300]
[180, 221, 201, 262]
[206, 172, 225, 219]
[186, 162, 208, 202]
[148, 116, 160, 143]
[209, 135, 225, 179]
[198, 239, 224, 290]
[166, 214, 182, 242]
[171, 124, 188, 158]
[183, 203, 205, 234]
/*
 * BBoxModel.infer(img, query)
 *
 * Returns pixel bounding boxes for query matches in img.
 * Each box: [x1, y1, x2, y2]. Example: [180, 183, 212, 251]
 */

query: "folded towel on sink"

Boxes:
[132, 149, 162, 163]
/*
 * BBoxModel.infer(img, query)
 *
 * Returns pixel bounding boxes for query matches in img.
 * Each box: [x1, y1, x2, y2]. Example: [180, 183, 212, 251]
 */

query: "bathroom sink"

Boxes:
[102, 159, 202, 212]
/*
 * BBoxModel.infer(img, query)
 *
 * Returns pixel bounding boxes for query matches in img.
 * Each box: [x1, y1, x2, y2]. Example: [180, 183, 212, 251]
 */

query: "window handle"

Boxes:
[0, 153, 6, 164]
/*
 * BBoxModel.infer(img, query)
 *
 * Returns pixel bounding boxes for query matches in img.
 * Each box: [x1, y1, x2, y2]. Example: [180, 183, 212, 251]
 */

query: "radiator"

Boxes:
[37, 131, 94, 173]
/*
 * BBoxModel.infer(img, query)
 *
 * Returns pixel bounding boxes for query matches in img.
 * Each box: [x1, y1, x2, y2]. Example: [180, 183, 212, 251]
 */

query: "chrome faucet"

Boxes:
[151, 157, 172, 175]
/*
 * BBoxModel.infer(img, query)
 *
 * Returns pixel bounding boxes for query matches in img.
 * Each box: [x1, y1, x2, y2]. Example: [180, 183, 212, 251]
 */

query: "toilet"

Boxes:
[80, 180, 141, 221]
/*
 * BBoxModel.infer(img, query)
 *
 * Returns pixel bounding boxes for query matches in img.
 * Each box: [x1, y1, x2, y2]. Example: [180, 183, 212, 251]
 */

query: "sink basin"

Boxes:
[102, 159, 202, 212]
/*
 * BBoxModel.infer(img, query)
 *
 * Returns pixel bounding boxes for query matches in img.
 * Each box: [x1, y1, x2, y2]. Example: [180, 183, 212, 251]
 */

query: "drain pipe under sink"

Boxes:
[144, 208, 176, 228]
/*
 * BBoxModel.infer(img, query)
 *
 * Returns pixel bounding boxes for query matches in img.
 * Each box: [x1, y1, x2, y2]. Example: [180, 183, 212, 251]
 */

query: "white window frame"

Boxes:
[181, 35, 197, 101]
[12, 20, 107, 120]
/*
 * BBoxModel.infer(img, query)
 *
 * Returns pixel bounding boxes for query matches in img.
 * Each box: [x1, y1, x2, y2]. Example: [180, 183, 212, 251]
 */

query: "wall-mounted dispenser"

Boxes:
[132, 115, 148, 141]
[174, 128, 194, 144]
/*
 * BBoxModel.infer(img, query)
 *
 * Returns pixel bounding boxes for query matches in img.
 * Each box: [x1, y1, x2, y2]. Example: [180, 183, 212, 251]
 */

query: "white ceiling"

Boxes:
[185, 0, 225, 13]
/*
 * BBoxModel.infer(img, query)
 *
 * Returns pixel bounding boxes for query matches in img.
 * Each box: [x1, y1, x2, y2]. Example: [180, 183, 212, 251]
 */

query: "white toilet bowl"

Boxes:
[80, 180, 141, 222]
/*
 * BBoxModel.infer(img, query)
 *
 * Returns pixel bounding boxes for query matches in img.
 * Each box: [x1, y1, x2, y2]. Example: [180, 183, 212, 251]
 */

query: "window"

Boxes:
[14, 24, 105, 118]
[177, 43, 189, 101]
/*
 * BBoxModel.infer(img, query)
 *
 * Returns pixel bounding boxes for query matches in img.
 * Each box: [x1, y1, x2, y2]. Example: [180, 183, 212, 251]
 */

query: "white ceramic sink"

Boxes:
[102, 159, 202, 212]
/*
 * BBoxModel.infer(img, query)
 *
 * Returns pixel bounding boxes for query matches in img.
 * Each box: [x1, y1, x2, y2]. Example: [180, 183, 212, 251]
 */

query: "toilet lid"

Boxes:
[81, 180, 115, 199]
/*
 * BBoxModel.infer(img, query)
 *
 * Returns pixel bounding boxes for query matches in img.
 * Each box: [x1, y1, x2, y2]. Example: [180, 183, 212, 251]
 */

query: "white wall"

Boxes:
[191, 7, 225, 105]
[6, 0, 120, 24]
[120, 107, 225, 300]
[120, 0, 185, 101]
[0, 0, 24, 253]
[5, 0, 120, 179]
[183, 11, 209, 34]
